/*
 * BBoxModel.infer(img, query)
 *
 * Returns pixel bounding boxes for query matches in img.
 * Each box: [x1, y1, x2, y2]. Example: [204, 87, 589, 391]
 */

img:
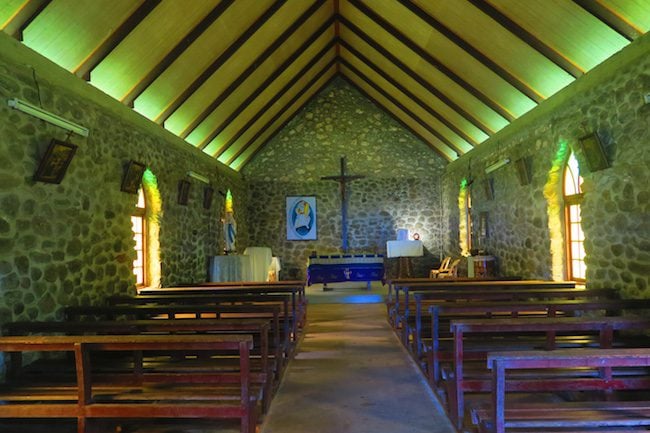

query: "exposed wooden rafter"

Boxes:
[4, 0, 51, 40]
[181, 0, 327, 139]
[121, 0, 235, 107]
[197, 18, 336, 150]
[467, 0, 584, 78]
[348, 0, 515, 122]
[74, 0, 162, 81]
[155, 0, 286, 124]
[573, 0, 642, 42]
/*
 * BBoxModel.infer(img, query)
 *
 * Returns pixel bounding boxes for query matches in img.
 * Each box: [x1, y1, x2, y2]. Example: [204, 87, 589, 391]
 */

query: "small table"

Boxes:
[467, 255, 496, 278]
[386, 240, 424, 278]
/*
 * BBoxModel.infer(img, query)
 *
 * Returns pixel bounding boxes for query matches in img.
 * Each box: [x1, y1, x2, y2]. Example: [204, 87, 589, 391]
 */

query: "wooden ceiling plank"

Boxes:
[340, 39, 477, 148]
[197, 18, 335, 150]
[572, 0, 641, 41]
[4, 0, 50, 40]
[214, 46, 337, 159]
[341, 58, 461, 157]
[340, 73, 452, 162]
[348, 0, 514, 122]
[155, 0, 286, 124]
[396, 0, 542, 104]
[334, 0, 341, 66]
[181, 0, 326, 139]
[468, 0, 583, 78]
[122, 0, 235, 107]
[339, 15, 494, 136]
[236, 72, 337, 169]
[223, 59, 338, 164]
[74, 0, 161, 80]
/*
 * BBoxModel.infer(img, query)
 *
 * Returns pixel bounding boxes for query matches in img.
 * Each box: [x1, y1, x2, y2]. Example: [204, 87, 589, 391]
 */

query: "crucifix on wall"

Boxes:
[321, 156, 365, 253]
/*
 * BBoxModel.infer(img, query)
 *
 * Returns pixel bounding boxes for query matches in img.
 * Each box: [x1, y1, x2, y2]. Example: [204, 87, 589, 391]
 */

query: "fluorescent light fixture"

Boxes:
[7, 98, 89, 137]
[187, 171, 210, 184]
[484, 158, 510, 174]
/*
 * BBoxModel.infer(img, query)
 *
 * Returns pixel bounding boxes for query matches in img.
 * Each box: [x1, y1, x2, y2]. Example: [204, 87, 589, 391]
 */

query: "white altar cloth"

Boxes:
[386, 240, 424, 258]
[208, 255, 251, 282]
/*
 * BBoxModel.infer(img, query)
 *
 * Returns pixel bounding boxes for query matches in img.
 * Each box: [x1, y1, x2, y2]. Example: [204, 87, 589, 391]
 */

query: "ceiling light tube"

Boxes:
[484, 158, 510, 174]
[187, 171, 210, 184]
[7, 98, 89, 137]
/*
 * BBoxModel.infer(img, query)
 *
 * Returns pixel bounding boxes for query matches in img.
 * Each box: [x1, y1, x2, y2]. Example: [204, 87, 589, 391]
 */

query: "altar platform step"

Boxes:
[305, 281, 386, 304]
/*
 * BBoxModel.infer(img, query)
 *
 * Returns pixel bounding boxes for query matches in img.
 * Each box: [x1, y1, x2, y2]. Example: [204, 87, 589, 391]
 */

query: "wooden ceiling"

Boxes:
[2, 0, 649, 170]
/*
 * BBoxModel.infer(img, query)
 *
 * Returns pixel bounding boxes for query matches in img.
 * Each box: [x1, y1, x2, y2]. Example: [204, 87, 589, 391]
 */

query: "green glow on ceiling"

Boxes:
[0, 0, 26, 29]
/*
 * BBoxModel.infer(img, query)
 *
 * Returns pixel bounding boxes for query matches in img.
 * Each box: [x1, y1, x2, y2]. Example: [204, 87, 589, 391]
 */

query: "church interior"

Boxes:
[0, 1, 649, 432]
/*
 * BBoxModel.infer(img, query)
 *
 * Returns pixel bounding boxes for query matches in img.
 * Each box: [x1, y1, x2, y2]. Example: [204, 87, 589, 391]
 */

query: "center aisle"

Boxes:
[261, 302, 456, 433]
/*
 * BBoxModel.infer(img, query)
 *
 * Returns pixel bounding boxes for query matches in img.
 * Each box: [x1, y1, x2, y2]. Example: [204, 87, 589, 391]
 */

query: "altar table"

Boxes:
[307, 254, 384, 290]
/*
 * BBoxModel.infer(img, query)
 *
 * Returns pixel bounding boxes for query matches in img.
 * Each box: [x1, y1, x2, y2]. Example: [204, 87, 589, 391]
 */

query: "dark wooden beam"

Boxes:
[237, 74, 338, 169]
[197, 18, 335, 150]
[121, 0, 235, 107]
[215, 45, 336, 159]
[572, 0, 641, 42]
[223, 59, 337, 165]
[340, 58, 461, 158]
[340, 39, 477, 149]
[339, 15, 494, 136]
[74, 0, 162, 80]
[5, 0, 51, 40]
[396, 0, 542, 103]
[181, 0, 326, 139]
[155, 0, 286, 124]
[348, 0, 514, 122]
[468, 0, 583, 78]
[334, 0, 341, 72]
[339, 74, 452, 161]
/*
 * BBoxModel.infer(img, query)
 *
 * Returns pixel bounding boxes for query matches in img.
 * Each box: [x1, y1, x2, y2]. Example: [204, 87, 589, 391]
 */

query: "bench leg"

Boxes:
[77, 416, 86, 433]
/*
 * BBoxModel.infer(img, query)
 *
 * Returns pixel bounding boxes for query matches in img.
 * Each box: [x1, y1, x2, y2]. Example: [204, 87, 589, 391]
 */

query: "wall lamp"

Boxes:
[7, 98, 89, 137]
[187, 171, 210, 184]
[484, 158, 510, 174]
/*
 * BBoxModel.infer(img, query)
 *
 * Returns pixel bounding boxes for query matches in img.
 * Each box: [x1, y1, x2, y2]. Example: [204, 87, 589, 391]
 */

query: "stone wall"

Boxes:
[442, 34, 650, 293]
[0, 34, 247, 325]
[243, 77, 447, 279]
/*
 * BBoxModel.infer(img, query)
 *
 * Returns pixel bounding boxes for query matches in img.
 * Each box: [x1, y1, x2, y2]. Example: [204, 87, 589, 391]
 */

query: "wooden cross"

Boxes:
[321, 156, 365, 252]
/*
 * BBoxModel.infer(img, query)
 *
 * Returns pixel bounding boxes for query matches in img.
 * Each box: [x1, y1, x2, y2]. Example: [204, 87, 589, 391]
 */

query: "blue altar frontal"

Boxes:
[307, 254, 385, 286]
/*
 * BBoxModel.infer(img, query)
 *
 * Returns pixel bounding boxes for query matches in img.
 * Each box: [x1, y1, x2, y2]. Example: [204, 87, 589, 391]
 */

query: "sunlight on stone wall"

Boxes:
[142, 169, 162, 289]
[543, 140, 570, 281]
[458, 179, 470, 257]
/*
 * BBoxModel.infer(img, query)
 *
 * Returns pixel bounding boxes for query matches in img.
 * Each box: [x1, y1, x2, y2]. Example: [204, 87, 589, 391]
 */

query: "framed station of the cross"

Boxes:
[286, 196, 317, 240]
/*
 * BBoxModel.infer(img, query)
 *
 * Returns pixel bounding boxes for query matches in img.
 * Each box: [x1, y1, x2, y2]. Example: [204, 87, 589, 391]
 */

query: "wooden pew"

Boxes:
[473, 348, 650, 433]
[410, 287, 615, 356]
[426, 298, 650, 386]
[447, 316, 650, 428]
[140, 283, 307, 337]
[63, 303, 291, 361]
[0, 334, 259, 433]
[391, 280, 575, 328]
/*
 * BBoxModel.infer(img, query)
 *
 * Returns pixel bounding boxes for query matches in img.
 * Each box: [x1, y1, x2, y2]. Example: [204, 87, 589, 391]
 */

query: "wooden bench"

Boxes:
[426, 298, 650, 386]
[473, 348, 650, 433]
[63, 303, 291, 362]
[0, 334, 259, 433]
[447, 316, 650, 428]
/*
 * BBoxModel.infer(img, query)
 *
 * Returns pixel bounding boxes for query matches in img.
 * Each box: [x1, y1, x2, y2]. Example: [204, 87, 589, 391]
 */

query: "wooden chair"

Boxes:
[429, 257, 451, 278]
[436, 258, 460, 278]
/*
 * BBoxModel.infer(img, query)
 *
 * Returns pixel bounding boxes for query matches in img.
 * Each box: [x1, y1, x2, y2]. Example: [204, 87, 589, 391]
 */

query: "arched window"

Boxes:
[131, 187, 146, 287]
[563, 153, 585, 281]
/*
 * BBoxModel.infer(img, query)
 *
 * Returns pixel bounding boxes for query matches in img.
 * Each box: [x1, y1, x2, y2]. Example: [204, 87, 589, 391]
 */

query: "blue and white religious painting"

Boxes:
[286, 196, 317, 240]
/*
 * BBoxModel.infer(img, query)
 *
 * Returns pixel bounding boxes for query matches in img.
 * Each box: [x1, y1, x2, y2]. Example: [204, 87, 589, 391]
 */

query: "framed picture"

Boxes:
[286, 196, 317, 240]
[579, 132, 609, 172]
[178, 180, 190, 205]
[203, 186, 214, 210]
[514, 157, 531, 186]
[33, 139, 77, 184]
[120, 160, 146, 194]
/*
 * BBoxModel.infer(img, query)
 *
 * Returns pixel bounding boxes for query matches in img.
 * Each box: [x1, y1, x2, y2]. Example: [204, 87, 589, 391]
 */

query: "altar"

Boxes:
[307, 254, 384, 290]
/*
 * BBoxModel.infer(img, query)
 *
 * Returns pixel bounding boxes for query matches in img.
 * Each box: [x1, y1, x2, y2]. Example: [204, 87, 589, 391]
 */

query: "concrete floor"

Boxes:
[260, 300, 456, 433]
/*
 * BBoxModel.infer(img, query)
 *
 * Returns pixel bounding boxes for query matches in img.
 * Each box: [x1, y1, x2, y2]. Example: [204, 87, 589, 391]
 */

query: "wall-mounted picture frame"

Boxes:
[120, 160, 146, 194]
[203, 186, 214, 210]
[33, 139, 77, 184]
[484, 178, 494, 200]
[286, 196, 317, 240]
[579, 132, 609, 172]
[514, 157, 531, 186]
[178, 180, 191, 205]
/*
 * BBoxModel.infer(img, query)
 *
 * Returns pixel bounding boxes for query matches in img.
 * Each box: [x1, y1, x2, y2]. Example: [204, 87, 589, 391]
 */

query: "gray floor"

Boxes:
[260, 287, 456, 433]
